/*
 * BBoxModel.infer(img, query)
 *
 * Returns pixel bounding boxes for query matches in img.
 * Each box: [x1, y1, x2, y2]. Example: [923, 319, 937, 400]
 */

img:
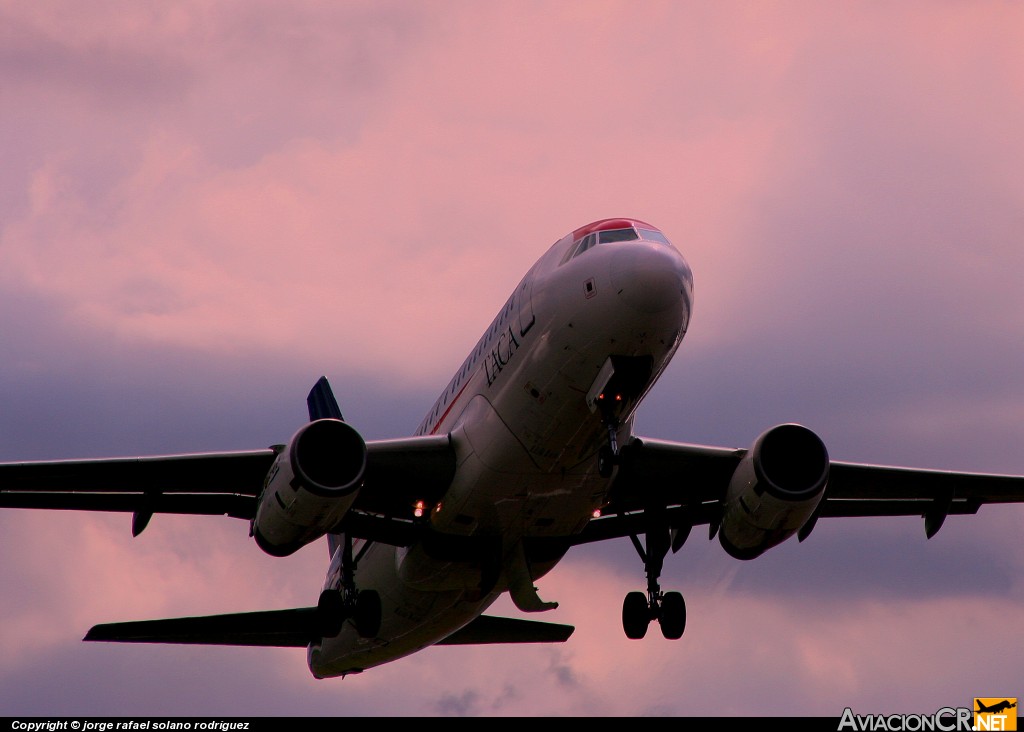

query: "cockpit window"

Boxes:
[598, 228, 639, 244]
[638, 228, 669, 245]
[576, 233, 597, 256]
[561, 227, 642, 265]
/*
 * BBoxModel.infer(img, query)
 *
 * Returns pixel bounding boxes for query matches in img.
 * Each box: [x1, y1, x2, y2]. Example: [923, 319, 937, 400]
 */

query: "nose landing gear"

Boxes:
[587, 355, 653, 479]
[597, 403, 621, 479]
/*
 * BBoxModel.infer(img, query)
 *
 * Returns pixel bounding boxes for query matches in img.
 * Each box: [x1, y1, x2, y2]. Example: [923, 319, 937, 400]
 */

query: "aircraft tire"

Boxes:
[316, 590, 345, 637]
[355, 590, 382, 638]
[659, 591, 686, 640]
[622, 591, 649, 639]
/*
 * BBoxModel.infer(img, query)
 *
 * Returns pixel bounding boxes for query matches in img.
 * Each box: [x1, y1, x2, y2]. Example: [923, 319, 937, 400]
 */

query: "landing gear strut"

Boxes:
[337, 534, 381, 638]
[622, 510, 686, 640]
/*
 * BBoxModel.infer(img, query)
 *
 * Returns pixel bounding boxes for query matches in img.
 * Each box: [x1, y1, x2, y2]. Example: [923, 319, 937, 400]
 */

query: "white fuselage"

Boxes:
[309, 221, 693, 676]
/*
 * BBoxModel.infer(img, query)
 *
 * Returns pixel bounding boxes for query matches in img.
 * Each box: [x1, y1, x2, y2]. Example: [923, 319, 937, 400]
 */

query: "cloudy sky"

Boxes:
[2, 0, 1023, 717]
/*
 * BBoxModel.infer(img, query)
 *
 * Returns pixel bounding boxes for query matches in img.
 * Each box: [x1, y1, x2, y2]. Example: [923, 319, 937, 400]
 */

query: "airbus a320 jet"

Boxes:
[2, 218, 1023, 677]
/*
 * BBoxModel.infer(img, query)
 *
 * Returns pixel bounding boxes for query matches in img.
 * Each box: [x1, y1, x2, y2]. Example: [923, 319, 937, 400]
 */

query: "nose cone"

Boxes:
[610, 243, 692, 314]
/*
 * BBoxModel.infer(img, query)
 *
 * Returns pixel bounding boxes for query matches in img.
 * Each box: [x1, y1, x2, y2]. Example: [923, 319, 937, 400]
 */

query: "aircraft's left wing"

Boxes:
[0, 434, 455, 543]
[575, 433, 1024, 546]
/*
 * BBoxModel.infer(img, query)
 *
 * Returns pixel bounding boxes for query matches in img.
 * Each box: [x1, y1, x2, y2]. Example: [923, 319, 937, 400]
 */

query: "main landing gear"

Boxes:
[622, 589, 685, 640]
[622, 528, 687, 640]
[319, 534, 381, 639]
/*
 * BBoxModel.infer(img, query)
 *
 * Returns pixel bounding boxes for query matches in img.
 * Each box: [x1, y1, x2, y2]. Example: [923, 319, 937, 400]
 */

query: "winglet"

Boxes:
[307, 376, 344, 422]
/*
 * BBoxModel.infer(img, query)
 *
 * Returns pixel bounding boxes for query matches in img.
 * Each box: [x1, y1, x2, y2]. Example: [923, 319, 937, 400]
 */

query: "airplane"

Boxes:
[976, 701, 1017, 715]
[2, 217, 1024, 679]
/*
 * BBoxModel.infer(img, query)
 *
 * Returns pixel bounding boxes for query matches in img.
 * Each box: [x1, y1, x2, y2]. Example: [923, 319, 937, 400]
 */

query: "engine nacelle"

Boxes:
[253, 419, 367, 557]
[718, 423, 829, 560]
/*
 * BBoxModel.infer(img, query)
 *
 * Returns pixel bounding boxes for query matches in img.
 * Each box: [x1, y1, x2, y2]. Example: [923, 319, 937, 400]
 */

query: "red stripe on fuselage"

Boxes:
[429, 378, 474, 435]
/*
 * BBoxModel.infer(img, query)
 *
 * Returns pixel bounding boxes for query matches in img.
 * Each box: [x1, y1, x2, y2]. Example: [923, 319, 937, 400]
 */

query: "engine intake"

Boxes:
[253, 419, 367, 557]
[719, 423, 829, 560]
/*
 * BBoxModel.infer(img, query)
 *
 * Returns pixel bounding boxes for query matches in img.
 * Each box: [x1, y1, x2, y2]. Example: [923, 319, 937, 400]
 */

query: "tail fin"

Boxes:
[307, 376, 346, 558]
[307, 376, 344, 421]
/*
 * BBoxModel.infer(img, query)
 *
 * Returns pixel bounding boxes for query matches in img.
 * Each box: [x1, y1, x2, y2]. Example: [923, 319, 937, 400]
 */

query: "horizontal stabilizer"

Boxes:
[437, 615, 574, 645]
[84, 607, 325, 647]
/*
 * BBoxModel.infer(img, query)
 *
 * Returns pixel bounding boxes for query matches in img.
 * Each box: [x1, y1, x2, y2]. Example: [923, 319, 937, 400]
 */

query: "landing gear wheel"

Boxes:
[659, 591, 686, 640]
[316, 590, 345, 637]
[622, 591, 650, 639]
[598, 446, 616, 478]
[354, 590, 382, 638]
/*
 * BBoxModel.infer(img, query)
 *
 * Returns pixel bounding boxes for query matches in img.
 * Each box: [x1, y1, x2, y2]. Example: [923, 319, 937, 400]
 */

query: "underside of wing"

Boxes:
[437, 615, 574, 645]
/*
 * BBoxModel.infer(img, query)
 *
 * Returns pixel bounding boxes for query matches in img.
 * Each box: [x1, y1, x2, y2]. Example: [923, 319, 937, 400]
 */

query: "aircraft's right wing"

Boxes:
[0, 435, 456, 545]
[0, 450, 274, 527]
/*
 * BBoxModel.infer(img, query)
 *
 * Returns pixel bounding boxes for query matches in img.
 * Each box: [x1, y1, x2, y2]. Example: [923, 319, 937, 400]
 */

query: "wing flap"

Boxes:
[822, 498, 982, 518]
[0, 491, 254, 517]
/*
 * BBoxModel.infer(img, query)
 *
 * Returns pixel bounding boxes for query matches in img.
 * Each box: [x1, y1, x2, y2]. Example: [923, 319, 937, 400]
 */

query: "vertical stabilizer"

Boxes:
[307, 376, 344, 421]
[307, 376, 345, 557]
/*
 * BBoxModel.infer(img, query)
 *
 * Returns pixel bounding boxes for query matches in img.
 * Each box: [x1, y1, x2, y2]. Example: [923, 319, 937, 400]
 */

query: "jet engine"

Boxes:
[718, 424, 829, 560]
[253, 419, 367, 557]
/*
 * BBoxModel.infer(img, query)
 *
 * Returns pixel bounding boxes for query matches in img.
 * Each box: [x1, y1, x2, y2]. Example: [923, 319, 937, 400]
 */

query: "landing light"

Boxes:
[592, 509, 602, 519]
[413, 500, 425, 518]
